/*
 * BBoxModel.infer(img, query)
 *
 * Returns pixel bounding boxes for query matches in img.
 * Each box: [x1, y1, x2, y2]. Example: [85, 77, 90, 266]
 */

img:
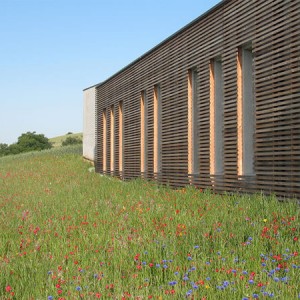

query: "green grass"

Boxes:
[49, 132, 82, 147]
[0, 147, 299, 299]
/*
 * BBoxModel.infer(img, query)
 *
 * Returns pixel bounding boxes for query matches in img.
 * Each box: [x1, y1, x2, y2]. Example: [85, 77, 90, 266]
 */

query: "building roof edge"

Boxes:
[87, 0, 228, 90]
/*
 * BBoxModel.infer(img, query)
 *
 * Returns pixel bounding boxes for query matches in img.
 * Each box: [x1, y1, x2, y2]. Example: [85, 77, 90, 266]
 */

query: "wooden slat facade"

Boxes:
[93, 0, 300, 199]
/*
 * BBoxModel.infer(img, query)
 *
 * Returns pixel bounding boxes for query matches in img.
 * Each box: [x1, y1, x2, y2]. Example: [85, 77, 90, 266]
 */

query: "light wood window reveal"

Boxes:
[140, 91, 147, 176]
[210, 57, 224, 176]
[188, 68, 199, 176]
[110, 105, 115, 173]
[118, 101, 124, 174]
[103, 108, 107, 172]
[237, 45, 255, 176]
[153, 84, 162, 177]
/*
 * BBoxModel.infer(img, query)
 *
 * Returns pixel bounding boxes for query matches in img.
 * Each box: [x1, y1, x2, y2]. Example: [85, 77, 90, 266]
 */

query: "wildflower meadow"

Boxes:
[0, 145, 299, 299]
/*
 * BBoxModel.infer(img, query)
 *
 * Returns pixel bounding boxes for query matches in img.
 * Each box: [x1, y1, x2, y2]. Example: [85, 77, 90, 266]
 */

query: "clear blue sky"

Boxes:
[0, 0, 221, 145]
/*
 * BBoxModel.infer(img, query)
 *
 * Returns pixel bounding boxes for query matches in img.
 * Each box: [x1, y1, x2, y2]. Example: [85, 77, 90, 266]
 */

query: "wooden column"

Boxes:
[188, 68, 198, 176]
[153, 85, 161, 176]
[119, 101, 123, 174]
[110, 105, 114, 173]
[103, 109, 107, 172]
[237, 48, 244, 176]
[140, 92, 147, 175]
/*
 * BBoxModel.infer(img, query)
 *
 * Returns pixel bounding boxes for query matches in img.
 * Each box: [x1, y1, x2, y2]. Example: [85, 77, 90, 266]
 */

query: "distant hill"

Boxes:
[50, 132, 82, 147]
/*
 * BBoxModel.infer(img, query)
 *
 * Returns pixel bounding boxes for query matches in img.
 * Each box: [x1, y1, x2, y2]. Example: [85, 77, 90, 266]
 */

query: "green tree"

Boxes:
[0, 143, 9, 156]
[0, 132, 52, 156]
[15, 131, 52, 153]
[62, 136, 82, 146]
[7, 143, 22, 155]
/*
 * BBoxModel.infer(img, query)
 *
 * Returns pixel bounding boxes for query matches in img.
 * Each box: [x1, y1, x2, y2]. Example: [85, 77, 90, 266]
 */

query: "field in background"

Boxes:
[49, 132, 82, 147]
[0, 146, 299, 299]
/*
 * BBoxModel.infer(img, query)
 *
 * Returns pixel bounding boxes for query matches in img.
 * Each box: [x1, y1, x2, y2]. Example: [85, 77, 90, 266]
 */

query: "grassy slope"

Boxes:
[49, 132, 82, 147]
[0, 148, 299, 299]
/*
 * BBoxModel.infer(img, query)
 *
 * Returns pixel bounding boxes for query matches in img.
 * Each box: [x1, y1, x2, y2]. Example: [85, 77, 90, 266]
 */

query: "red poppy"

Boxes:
[5, 286, 12, 292]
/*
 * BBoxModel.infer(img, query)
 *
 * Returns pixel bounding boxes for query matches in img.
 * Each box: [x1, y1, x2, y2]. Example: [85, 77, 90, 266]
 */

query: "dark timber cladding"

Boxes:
[94, 0, 300, 199]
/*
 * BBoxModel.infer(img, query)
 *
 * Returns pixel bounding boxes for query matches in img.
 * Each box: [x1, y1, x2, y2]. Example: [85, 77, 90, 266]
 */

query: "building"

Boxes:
[84, 0, 300, 199]
[83, 85, 96, 162]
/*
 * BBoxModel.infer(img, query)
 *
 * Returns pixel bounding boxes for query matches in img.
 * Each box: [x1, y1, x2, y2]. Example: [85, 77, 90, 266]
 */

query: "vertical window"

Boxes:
[110, 105, 115, 173]
[153, 84, 162, 176]
[237, 45, 255, 176]
[210, 57, 224, 175]
[119, 101, 123, 174]
[103, 109, 107, 172]
[140, 91, 147, 175]
[188, 68, 199, 175]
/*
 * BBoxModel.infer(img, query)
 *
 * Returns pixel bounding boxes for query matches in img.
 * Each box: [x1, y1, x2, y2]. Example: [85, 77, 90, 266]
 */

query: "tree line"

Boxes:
[0, 132, 82, 157]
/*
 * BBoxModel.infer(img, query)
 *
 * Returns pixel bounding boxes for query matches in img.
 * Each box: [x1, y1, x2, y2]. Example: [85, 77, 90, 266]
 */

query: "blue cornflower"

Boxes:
[206, 277, 211, 280]
[262, 262, 267, 267]
[174, 271, 179, 275]
[169, 281, 177, 286]
[191, 266, 196, 271]
[217, 251, 221, 255]
[281, 276, 288, 283]
[242, 297, 249, 300]
[194, 245, 199, 249]
[186, 289, 193, 297]
[76, 286, 82, 291]
[183, 275, 189, 281]
[156, 263, 160, 268]
[188, 256, 193, 261]
[242, 270, 248, 275]
[163, 264, 168, 269]
[192, 283, 198, 289]
[48, 297, 53, 300]
[206, 261, 210, 265]
[273, 277, 279, 282]
[223, 281, 230, 287]
[142, 261, 147, 265]
[248, 279, 254, 284]
[253, 294, 259, 299]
